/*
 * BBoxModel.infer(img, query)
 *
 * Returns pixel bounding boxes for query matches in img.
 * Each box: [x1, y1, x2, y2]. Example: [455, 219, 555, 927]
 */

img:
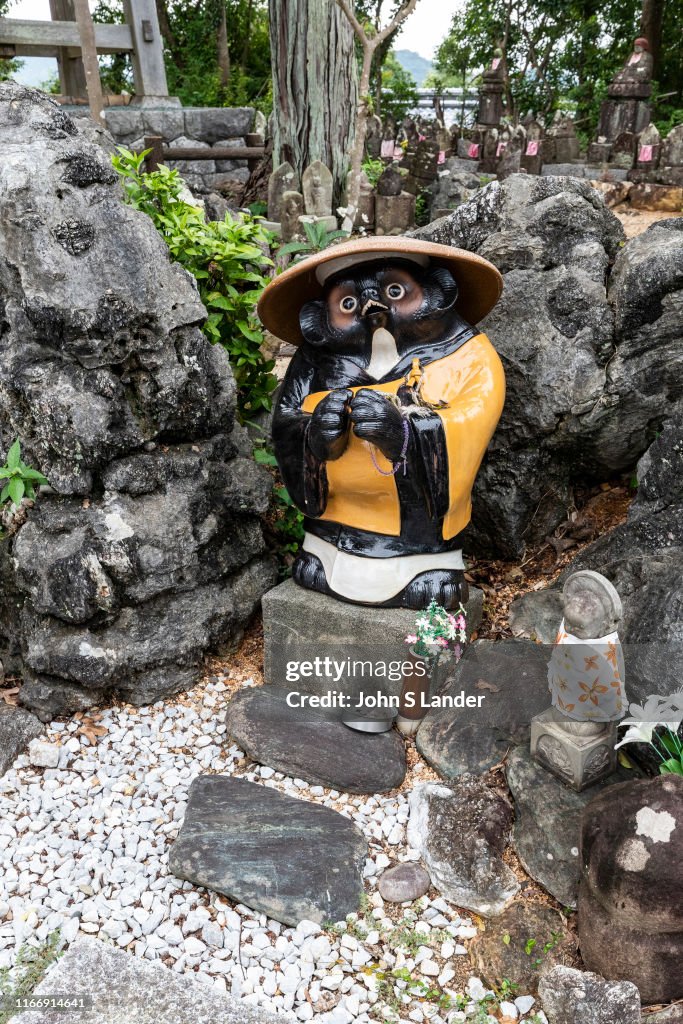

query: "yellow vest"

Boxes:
[301, 333, 505, 540]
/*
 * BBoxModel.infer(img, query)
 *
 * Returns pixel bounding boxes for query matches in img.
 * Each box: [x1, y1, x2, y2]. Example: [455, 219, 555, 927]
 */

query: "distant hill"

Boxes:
[394, 49, 433, 87]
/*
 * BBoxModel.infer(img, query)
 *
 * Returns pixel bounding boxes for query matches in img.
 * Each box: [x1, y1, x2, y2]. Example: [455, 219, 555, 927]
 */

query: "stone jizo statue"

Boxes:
[608, 37, 654, 98]
[532, 570, 625, 791]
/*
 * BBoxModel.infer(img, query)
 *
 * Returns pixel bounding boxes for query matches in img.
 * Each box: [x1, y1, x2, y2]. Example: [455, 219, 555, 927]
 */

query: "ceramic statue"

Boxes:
[257, 237, 505, 610]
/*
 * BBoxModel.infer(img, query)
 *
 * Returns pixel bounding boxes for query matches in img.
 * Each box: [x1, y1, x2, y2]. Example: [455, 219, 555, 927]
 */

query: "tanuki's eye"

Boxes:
[386, 283, 406, 300]
[339, 296, 358, 313]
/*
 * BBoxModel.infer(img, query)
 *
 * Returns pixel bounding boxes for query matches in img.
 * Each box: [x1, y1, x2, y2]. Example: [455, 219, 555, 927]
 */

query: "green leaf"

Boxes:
[0, 484, 9, 503]
[276, 241, 312, 258]
[21, 468, 48, 484]
[8, 477, 24, 506]
[660, 757, 683, 776]
[253, 449, 278, 467]
[6, 439, 20, 471]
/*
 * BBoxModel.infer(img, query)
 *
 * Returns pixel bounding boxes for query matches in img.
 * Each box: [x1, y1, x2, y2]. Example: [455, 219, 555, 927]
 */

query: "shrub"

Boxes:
[112, 149, 277, 419]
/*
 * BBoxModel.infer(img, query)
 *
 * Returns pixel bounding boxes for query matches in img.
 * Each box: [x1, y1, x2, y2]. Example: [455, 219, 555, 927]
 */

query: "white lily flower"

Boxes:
[615, 721, 658, 749]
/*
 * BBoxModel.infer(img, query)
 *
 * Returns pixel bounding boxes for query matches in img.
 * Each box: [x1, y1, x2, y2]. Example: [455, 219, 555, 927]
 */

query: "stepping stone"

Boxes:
[506, 746, 632, 908]
[407, 778, 519, 918]
[469, 900, 573, 995]
[0, 705, 42, 777]
[417, 640, 550, 779]
[169, 775, 367, 926]
[9, 937, 280, 1024]
[225, 686, 406, 794]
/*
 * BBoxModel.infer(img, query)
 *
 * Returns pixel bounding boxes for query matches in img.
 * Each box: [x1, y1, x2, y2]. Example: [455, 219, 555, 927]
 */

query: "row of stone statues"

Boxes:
[267, 160, 336, 240]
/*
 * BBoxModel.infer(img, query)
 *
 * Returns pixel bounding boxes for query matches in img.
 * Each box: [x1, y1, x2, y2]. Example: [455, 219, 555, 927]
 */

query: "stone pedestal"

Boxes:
[263, 578, 483, 697]
[530, 708, 617, 792]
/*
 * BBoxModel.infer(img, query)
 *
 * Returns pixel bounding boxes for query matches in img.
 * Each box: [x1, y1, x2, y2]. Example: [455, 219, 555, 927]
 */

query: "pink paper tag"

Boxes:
[380, 140, 394, 158]
[629, 52, 641, 64]
[467, 143, 480, 158]
[492, 58, 501, 70]
[526, 140, 539, 156]
[638, 143, 653, 162]
[393, 145, 404, 160]
[496, 142, 507, 156]
[438, 150, 446, 164]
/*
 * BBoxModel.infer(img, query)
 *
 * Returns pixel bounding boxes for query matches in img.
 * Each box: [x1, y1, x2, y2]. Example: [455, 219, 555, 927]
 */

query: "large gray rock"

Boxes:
[0, 705, 42, 776]
[506, 746, 632, 909]
[538, 966, 640, 1024]
[0, 84, 276, 719]
[407, 778, 519, 917]
[579, 775, 683, 1004]
[509, 422, 683, 701]
[412, 177, 683, 558]
[9, 937, 280, 1024]
[169, 775, 367, 926]
[224, 685, 407, 794]
[416, 639, 550, 778]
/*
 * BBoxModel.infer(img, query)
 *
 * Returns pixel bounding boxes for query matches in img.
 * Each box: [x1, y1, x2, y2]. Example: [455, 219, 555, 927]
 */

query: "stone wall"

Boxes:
[0, 84, 276, 722]
[95, 104, 256, 193]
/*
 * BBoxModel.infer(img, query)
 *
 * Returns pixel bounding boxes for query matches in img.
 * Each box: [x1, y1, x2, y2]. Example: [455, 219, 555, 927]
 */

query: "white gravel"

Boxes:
[0, 676, 540, 1023]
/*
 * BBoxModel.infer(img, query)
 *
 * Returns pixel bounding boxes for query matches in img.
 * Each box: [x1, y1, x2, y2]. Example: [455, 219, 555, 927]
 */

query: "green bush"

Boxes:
[112, 148, 277, 419]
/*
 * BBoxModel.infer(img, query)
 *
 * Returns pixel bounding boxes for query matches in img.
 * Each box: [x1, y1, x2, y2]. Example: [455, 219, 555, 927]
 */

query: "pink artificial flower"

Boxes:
[405, 634, 418, 645]
[437, 637, 449, 647]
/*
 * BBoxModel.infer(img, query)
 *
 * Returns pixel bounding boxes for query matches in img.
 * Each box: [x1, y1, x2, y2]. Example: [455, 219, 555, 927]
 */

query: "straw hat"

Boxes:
[257, 236, 503, 346]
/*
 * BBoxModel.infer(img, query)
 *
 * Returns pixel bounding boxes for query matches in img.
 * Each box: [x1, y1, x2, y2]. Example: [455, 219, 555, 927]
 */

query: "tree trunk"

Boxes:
[641, 0, 666, 79]
[342, 45, 373, 232]
[217, 1, 230, 91]
[269, 0, 358, 209]
[240, 0, 255, 72]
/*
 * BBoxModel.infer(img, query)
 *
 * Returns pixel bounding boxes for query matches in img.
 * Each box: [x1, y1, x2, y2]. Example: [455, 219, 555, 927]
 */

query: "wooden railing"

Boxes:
[140, 134, 265, 174]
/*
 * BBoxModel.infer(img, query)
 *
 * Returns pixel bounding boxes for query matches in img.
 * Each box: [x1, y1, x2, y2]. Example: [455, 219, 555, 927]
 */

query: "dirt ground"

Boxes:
[612, 204, 681, 238]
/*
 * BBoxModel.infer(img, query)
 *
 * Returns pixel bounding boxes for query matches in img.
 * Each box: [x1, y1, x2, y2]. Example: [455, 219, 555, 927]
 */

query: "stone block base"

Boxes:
[263, 578, 483, 697]
[531, 708, 617, 792]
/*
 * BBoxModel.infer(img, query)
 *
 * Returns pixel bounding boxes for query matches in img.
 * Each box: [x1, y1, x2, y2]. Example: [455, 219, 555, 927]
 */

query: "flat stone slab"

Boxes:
[169, 775, 367, 926]
[225, 686, 406, 794]
[506, 746, 633, 908]
[416, 640, 550, 778]
[0, 705, 42, 777]
[263, 578, 483, 696]
[8, 937, 279, 1024]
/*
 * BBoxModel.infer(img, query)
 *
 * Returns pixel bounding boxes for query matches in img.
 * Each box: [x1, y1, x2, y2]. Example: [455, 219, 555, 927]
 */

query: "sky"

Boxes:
[8, 0, 459, 87]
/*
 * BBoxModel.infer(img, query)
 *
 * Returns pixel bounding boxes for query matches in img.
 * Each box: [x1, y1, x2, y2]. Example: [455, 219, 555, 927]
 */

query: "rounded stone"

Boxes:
[579, 774, 683, 1003]
[378, 863, 431, 903]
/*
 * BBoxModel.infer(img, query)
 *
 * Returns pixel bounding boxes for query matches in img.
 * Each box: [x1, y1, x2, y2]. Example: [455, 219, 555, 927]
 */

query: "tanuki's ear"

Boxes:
[299, 300, 327, 346]
[424, 265, 458, 313]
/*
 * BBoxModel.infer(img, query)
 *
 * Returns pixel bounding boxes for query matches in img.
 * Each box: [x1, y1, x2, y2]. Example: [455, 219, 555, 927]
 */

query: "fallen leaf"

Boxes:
[475, 679, 501, 693]
[76, 719, 108, 745]
[0, 687, 19, 706]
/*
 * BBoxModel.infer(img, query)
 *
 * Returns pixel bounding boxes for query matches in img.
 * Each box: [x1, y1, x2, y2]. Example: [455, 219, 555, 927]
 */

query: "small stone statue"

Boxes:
[608, 37, 654, 99]
[531, 571, 625, 791]
[302, 160, 333, 218]
[280, 190, 305, 242]
[477, 47, 506, 127]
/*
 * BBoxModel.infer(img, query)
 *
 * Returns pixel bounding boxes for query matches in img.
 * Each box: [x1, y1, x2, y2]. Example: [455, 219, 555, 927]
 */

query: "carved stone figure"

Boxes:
[280, 190, 305, 242]
[302, 160, 333, 218]
[365, 115, 382, 159]
[531, 570, 625, 791]
[268, 161, 299, 223]
[257, 237, 505, 609]
[477, 48, 506, 127]
[608, 37, 654, 99]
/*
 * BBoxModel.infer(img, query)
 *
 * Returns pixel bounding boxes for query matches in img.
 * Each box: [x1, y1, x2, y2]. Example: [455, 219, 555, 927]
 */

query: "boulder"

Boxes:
[469, 901, 574, 995]
[509, 422, 683, 702]
[169, 775, 367, 926]
[411, 177, 683, 558]
[407, 778, 519, 917]
[0, 84, 276, 720]
[579, 775, 683, 1004]
[9, 936, 280, 1024]
[538, 966, 641, 1024]
[224, 685, 407, 793]
[506, 747, 632, 908]
[0, 705, 42, 776]
[416, 639, 550, 778]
